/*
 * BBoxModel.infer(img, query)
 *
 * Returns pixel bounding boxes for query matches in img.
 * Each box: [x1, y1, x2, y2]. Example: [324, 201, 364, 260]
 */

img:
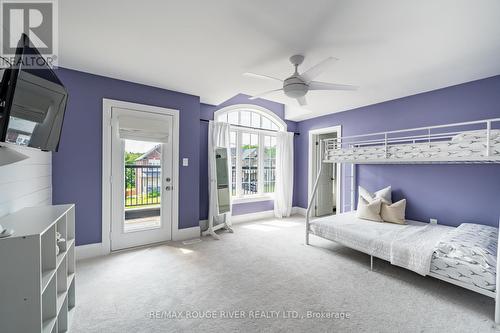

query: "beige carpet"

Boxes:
[73, 216, 496, 332]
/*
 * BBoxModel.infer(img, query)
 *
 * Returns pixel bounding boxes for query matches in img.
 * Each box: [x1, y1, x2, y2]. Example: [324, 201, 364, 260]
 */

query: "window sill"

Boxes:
[232, 195, 274, 204]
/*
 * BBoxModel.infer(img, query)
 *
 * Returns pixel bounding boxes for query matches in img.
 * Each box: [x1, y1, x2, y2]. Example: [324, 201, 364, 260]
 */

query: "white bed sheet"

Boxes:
[309, 212, 453, 275]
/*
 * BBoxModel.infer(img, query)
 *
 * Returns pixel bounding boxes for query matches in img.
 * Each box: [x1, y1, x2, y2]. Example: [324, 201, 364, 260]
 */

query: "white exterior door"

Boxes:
[110, 107, 173, 250]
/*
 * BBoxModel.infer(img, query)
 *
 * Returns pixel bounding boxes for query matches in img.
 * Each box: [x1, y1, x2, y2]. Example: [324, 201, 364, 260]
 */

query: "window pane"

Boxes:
[218, 110, 283, 132]
[240, 111, 251, 126]
[261, 117, 272, 130]
[217, 113, 228, 123]
[251, 112, 261, 128]
[228, 111, 239, 125]
[264, 135, 276, 193]
[241, 132, 258, 195]
[230, 131, 237, 196]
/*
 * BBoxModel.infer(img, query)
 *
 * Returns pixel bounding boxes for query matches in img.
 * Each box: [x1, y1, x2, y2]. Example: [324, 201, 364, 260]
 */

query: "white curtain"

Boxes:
[208, 121, 232, 225]
[274, 131, 294, 218]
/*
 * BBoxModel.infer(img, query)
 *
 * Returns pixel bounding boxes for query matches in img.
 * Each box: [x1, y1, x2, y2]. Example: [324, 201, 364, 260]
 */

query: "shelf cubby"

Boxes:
[56, 257, 68, 315]
[66, 207, 75, 241]
[56, 215, 67, 254]
[42, 277, 57, 333]
[42, 316, 57, 333]
[68, 278, 76, 311]
[41, 224, 57, 277]
[67, 240, 75, 276]
[57, 296, 68, 333]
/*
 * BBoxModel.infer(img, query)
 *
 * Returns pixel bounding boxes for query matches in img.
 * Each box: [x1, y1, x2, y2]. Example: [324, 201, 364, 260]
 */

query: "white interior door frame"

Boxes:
[308, 125, 342, 216]
[102, 99, 179, 254]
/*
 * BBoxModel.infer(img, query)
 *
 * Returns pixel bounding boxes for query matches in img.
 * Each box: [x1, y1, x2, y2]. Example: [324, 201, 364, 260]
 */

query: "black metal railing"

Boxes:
[125, 165, 161, 208]
[242, 166, 258, 194]
[240, 166, 275, 195]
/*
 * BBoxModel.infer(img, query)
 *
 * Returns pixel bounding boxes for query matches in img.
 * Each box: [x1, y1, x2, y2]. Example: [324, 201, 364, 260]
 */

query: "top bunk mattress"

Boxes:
[324, 129, 500, 163]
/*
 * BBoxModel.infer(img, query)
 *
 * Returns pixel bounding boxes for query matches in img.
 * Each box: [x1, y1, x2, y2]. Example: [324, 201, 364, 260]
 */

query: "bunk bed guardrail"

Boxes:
[321, 118, 500, 164]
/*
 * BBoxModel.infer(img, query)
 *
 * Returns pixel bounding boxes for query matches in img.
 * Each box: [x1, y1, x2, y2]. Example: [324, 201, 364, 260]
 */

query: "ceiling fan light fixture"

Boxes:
[283, 76, 308, 98]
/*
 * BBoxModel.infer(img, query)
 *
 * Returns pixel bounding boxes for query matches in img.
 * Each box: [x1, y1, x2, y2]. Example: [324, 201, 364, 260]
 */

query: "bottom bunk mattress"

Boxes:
[309, 212, 497, 293]
[430, 255, 496, 291]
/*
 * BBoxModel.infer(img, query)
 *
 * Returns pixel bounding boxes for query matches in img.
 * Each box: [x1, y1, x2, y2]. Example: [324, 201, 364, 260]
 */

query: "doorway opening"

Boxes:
[308, 126, 342, 218]
[124, 140, 162, 232]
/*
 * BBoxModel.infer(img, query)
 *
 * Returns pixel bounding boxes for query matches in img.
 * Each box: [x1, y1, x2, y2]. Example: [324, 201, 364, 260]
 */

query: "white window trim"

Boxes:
[214, 104, 287, 131]
[214, 104, 286, 200]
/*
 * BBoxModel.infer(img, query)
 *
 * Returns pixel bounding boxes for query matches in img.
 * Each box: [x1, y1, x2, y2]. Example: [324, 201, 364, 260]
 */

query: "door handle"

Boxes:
[165, 186, 172, 191]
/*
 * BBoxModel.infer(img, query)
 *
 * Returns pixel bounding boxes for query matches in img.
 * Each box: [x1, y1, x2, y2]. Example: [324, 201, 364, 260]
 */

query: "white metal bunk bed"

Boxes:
[305, 118, 500, 326]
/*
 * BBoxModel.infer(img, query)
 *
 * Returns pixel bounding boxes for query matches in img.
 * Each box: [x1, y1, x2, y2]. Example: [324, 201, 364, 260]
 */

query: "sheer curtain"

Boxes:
[208, 121, 232, 226]
[274, 131, 294, 218]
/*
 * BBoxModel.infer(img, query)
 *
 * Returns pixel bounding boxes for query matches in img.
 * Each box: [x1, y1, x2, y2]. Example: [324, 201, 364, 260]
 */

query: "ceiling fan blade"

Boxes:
[301, 57, 338, 82]
[249, 88, 283, 100]
[243, 72, 283, 82]
[297, 96, 307, 106]
[309, 81, 358, 91]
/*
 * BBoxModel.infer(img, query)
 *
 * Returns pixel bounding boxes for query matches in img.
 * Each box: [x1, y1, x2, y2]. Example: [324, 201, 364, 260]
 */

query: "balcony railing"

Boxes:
[240, 166, 275, 195]
[125, 165, 161, 208]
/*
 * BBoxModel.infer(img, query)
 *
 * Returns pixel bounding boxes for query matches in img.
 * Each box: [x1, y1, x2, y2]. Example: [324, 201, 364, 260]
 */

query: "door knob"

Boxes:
[165, 186, 171, 191]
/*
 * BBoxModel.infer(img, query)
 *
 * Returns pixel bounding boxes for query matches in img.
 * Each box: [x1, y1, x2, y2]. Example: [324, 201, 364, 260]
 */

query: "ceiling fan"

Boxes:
[244, 55, 357, 106]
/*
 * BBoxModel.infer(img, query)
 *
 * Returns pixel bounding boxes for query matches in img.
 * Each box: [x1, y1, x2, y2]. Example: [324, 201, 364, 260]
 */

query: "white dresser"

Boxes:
[0, 204, 76, 333]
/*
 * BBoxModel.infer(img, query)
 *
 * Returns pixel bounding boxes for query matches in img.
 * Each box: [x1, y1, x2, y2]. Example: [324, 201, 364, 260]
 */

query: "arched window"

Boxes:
[215, 105, 286, 200]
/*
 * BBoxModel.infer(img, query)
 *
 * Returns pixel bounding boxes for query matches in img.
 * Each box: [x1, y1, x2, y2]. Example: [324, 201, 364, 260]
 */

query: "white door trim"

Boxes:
[308, 125, 342, 216]
[102, 98, 180, 254]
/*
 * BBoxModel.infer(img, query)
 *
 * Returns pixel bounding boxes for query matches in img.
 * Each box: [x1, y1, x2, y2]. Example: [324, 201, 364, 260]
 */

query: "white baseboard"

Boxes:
[199, 207, 307, 229]
[292, 206, 306, 216]
[231, 209, 275, 224]
[198, 210, 275, 229]
[76, 242, 106, 261]
[172, 226, 201, 241]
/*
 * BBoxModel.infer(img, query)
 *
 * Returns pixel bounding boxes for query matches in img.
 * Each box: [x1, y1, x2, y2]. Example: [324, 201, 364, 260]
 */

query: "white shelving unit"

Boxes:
[0, 204, 76, 333]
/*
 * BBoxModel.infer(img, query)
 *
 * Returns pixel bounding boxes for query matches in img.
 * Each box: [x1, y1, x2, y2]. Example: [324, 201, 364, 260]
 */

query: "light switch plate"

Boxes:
[182, 158, 189, 166]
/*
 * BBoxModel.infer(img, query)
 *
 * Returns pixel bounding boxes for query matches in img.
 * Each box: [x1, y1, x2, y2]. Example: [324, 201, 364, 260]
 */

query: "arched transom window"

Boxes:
[215, 105, 286, 200]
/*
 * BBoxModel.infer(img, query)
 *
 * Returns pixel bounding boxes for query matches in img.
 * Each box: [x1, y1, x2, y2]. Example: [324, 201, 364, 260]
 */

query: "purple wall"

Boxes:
[52, 68, 201, 246]
[295, 75, 500, 227]
[199, 94, 297, 219]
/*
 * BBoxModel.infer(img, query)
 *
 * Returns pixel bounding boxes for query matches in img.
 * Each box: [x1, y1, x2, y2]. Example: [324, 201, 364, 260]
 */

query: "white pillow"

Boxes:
[356, 197, 383, 222]
[358, 185, 392, 204]
[380, 199, 406, 225]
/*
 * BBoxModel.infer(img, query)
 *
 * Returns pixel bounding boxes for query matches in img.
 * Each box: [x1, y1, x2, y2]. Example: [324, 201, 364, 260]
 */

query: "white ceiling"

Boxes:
[59, 0, 500, 121]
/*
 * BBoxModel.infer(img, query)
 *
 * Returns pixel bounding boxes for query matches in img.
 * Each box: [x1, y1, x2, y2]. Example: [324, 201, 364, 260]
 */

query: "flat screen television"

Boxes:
[0, 33, 68, 152]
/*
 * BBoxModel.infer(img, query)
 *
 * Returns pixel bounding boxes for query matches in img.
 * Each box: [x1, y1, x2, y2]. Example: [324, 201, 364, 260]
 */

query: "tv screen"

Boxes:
[0, 34, 68, 152]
